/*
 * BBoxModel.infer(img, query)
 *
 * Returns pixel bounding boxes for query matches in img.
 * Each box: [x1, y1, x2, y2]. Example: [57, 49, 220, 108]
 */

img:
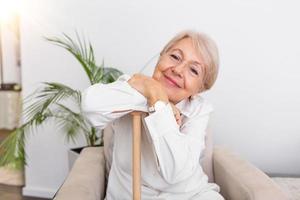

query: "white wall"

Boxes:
[21, 0, 300, 198]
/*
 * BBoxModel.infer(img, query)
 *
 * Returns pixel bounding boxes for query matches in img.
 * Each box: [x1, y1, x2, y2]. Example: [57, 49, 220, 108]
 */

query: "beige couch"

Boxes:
[54, 125, 288, 200]
[54, 145, 288, 200]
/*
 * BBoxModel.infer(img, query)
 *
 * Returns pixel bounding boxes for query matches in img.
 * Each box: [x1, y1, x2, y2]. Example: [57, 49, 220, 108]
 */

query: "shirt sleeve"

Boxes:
[81, 74, 148, 129]
[143, 101, 213, 184]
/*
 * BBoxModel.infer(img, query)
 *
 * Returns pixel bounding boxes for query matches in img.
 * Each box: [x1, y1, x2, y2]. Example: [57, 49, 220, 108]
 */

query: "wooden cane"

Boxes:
[131, 111, 142, 200]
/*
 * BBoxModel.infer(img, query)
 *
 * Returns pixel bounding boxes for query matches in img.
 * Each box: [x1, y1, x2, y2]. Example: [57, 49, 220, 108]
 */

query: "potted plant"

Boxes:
[0, 33, 123, 170]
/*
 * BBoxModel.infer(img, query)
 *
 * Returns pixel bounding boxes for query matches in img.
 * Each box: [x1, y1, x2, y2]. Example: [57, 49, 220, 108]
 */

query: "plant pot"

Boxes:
[67, 147, 85, 171]
[68, 144, 103, 170]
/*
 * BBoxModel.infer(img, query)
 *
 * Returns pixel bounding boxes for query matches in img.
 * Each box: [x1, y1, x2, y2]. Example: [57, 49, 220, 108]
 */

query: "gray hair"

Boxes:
[160, 30, 219, 91]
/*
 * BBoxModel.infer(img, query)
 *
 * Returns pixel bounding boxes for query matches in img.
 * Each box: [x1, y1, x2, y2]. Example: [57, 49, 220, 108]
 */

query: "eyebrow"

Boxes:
[171, 48, 204, 68]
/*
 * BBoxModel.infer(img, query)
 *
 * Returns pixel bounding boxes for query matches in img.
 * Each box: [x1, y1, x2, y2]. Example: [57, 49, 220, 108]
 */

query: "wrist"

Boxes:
[148, 100, 168, 113]
[148, 93, 168, 106]
[148, 96, 158, 106]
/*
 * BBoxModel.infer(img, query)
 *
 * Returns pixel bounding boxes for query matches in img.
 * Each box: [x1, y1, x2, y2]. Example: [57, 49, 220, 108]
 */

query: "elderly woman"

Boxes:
[82, 30, 224, 200]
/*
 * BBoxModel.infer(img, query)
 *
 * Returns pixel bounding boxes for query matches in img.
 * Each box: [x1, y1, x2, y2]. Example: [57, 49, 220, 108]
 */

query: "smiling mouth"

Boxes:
[164, 75, 181, 88]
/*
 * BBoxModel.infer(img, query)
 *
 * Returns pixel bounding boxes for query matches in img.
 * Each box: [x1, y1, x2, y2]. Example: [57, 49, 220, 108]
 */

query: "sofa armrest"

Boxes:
[213, 146, 288, 200]
[54, 147, 106, 200]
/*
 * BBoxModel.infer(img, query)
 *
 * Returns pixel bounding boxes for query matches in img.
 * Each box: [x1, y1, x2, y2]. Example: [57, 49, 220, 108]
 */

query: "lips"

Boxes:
[164, 75, 181, 88]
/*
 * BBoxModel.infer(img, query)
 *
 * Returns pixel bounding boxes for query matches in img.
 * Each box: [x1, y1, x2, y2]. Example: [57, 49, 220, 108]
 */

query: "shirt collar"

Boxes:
[175, 94, 204, 118]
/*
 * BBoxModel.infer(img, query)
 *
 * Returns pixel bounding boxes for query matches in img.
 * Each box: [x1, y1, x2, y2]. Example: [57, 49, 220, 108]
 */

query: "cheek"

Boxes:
[186, 80, 202, 95]
[152, 68, 161, 81]
[153, 64, 167, 80]
[156, 59, 170, 71]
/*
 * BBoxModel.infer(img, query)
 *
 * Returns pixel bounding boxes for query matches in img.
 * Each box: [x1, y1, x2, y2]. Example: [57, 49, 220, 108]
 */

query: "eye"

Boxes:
[170, 54, 180, 61]
[190, 66, 199, 75]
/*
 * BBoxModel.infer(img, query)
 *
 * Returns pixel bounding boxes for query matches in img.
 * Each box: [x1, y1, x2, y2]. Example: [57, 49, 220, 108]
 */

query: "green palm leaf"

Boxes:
[101, 67, 123, 84]
[0, 108, 52, 169]
[0, 128, 26, 169]
[24, 82, 81, 120]
[0, 33, 123, 169]
[53, 103, 92, 145]
[45, 33, 96, 84]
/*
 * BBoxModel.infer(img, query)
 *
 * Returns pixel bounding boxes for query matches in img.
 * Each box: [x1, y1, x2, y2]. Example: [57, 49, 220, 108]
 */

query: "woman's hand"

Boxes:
[128, 74, 168, 105]
[128, 74, 182, 126]
[170, 103, 182, 126]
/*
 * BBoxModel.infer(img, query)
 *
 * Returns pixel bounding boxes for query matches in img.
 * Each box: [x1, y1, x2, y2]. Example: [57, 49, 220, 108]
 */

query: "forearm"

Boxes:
[81, 75, 148, 128]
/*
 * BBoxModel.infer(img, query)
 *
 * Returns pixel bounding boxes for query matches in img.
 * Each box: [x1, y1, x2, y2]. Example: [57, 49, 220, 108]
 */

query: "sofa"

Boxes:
[54, 128, 289, 200]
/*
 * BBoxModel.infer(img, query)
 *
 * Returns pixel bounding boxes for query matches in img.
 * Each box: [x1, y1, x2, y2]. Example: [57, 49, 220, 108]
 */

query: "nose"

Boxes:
[171, 62, 186, 77]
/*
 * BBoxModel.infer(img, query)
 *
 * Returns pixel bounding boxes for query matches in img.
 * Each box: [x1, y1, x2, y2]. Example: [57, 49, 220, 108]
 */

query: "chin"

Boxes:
[167, 95, 180, 104]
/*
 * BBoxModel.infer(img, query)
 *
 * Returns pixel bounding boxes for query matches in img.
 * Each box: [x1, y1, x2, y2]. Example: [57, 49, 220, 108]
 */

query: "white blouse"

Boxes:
[81, 74, 221, 200]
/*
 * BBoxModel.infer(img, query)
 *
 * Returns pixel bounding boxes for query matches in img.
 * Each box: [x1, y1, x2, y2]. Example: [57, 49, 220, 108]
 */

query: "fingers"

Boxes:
[175, 113, 182, 126]
[170, 103, 182, 126]
[175, 112, 182, 126]
[131, 74, 168, 105]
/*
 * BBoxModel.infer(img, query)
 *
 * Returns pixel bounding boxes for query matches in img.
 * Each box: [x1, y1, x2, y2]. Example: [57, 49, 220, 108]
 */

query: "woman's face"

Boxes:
[152, 37, 205, 104]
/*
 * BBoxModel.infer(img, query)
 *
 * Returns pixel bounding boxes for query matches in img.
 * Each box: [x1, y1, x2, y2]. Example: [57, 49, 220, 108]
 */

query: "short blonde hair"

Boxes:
[160, 30, 219, 91]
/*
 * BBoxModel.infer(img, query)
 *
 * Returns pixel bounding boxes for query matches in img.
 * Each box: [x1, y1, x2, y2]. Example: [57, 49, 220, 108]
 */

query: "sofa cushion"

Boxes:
[272, 177, 300, 200]
[213, 147, 289, 200]
[54, 147, 106, 200]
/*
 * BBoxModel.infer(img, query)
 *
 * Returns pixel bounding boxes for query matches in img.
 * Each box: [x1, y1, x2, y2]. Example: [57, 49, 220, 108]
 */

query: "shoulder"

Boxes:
[178, 95, 214, 119]
[192, 96, 214, 117]
[197, 96, 214, 115]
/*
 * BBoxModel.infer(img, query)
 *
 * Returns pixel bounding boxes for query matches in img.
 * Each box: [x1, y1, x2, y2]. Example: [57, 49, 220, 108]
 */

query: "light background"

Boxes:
[18, 0, 300, 198]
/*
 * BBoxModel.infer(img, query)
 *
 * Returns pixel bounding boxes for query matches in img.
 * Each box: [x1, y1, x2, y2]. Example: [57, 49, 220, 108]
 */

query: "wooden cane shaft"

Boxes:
[132, 112, 142, 200]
